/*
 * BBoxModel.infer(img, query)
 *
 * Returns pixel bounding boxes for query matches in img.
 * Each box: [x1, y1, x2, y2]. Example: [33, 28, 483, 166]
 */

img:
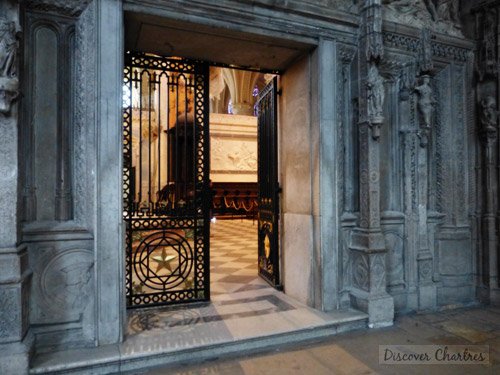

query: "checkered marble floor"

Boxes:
[210, 218, 269, 296]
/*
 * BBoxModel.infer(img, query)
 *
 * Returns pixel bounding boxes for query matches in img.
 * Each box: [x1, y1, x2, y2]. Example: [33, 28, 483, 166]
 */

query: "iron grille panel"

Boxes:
[123, 52, 210, 308]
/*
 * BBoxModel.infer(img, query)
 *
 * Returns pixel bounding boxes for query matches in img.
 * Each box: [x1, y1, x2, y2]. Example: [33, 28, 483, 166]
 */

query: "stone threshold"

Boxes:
[30, 309, 368, 374]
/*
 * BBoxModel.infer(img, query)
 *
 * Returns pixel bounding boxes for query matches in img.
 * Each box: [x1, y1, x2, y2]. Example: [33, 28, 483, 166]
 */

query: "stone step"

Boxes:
[30, 310, 367, 374]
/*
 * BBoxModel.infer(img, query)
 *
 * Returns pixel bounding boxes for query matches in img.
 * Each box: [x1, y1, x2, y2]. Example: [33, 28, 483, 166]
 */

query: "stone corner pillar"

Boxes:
[349, 0, 394, 328]
[0, 245, 34, 375]
[472, 1, 500, 307]
[0, 1, 33, 374]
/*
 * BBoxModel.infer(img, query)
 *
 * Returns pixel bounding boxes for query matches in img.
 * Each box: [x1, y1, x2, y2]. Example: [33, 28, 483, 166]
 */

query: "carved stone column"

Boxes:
[221, 69, 260, 115]
[414, 30, 437, 310]
[0, 2, 33, 374]
[349, 0, 394, 328]
[480, 96, 499, 301]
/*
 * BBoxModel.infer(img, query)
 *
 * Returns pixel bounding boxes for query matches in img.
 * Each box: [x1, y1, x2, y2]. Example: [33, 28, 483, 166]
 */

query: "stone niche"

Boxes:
[210, 113, 257, 183]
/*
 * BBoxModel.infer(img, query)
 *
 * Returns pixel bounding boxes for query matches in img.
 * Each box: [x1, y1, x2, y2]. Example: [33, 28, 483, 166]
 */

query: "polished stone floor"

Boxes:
[123, 218, 365, 355]
[144, 306, 500, 375]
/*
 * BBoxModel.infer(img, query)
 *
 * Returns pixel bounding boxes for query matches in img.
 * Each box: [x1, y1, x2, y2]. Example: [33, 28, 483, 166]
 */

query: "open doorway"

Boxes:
[208, 67, 280, 298]
[123, 52, 281, 309]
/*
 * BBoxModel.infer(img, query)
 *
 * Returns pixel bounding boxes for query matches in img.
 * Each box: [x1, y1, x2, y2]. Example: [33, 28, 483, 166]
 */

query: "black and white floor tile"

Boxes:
[210, 218, 269, 295]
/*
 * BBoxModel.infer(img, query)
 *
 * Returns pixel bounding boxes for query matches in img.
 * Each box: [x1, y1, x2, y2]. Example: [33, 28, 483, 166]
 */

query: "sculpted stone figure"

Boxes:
[383, 0, 432, 16]
[383, 0, 419, 11]
[480, 96, 498, 141]
[0, 17, 19, 115]
[436, 0, 460, 25]
[414, 76, 435, 129]
[0, 18, 18, 78]
[366, 64, 385, 123]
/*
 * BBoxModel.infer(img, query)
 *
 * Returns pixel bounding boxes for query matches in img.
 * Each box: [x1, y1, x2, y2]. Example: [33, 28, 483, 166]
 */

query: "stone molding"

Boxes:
[25, 0, 92, 17]
[382, 30, 471, 62]
[123, 0, 358, 44]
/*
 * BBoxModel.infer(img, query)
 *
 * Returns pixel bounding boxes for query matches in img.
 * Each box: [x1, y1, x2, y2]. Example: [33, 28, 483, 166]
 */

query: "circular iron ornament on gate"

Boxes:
[133, 231, 194, 291]
[264, 234, 271, 259]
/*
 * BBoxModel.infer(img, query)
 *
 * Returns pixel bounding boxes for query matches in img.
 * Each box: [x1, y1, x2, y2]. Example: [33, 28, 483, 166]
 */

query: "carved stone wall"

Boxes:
[3, 0, 493, 369]
[340, 8, 476, 314]
[20, 1, 97, 354]
[466, 0, 500, 306]
[0, 2, 33, 374]
[210, 113, 258, 183]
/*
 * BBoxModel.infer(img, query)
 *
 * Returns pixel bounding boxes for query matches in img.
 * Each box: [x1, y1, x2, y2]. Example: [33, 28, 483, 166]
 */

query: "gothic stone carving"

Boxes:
[364, 0, 384, 62]
[383, 0, 462, 36]
[0, 17, 20, 115]
[366, 63, 385, 138]
[476, 9, 497, 80]
[352, 251, 370, 292]
[418, 28, 433, 75]
[414, 75, 435, 147]
[479, 96, 498, 143]
[434, 0, 460, 28]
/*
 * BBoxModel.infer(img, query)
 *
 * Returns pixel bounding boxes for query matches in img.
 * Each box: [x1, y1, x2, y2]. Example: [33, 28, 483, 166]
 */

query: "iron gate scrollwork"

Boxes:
[257, 76, 281, 289]
[123, 52, 210, 308]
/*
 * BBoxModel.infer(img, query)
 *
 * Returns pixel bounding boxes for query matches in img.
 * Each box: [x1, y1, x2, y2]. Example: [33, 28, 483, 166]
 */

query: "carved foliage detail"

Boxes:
[418, 258, 433, 282]
[353, 252, 370, 292]
[371, 253, 386, 292]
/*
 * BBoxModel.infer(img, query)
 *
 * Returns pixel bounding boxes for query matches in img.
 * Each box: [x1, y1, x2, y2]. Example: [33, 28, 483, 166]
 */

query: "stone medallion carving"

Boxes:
[38, 248, 94, 317]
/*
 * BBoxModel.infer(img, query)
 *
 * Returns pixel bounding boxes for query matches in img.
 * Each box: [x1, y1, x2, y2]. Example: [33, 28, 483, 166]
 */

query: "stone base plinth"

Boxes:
[0, 332, 33, 375]
[350, 290, 394, 328]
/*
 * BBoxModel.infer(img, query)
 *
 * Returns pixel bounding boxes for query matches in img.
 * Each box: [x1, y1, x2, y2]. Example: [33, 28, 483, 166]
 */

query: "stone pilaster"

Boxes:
[472, 1, 500, 305]
[349, 0, 394, 328]
[415, 82, 436, 310]
[0, 2, 33, 374]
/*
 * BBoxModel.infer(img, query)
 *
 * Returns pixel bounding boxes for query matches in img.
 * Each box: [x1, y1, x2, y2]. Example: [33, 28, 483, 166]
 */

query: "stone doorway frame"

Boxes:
[93, 0, 352, 345]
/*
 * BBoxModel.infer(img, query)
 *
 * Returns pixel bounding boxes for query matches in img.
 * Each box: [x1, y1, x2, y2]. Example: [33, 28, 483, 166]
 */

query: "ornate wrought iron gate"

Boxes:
[123, 52, 210, 308]
[257, 77, 281, 288]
